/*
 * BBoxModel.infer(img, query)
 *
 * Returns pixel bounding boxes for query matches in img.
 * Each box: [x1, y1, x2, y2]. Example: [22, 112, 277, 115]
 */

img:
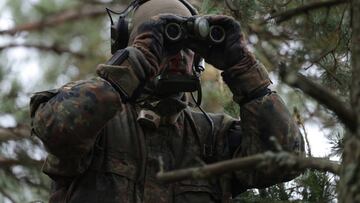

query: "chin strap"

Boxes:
[191, 56, 216, 162]
[190, 87, 215, 162]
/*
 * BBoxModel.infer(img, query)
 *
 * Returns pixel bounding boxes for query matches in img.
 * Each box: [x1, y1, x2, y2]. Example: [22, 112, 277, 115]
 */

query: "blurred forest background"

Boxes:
[0, 0, 352, 202]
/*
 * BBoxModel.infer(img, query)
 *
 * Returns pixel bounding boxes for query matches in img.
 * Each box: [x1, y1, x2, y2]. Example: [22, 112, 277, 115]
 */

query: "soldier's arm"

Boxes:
[30, 14, 181, 176]
[30, 78, 121, 158]
[30, 48, 151, 160]
[221, 59, 305, 192]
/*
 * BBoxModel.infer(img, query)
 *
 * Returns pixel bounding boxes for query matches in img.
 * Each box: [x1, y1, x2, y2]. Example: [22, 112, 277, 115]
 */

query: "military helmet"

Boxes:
[128, 0, 196, 44]
[108, 0, 198, 53]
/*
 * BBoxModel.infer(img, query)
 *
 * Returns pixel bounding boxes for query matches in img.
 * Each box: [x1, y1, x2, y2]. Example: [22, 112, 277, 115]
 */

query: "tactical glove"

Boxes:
[187, 15, 271, 104]
[131, 14, 188, 77]
[187, 15, 248, 70]
[97, 15, 188, 102]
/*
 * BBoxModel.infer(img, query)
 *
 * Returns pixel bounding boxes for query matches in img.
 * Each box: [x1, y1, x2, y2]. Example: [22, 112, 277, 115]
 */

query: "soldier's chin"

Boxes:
[153, 94, 188, 116]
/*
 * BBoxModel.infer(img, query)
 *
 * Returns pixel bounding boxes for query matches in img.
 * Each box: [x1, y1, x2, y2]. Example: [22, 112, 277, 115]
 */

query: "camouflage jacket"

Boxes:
[30, 48, 304, 203]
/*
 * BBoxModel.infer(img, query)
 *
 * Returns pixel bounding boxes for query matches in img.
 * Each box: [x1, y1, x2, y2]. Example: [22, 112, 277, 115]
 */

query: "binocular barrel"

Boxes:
[164, 17, 226, 44]
[165, 23, 183, 41]
[209, 25, 226, 44]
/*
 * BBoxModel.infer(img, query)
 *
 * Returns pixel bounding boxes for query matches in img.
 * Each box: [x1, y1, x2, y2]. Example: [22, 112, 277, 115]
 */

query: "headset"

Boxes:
[106, 0, 205, 72]
[106, 0, 215, 161]
[107, 0, 196, 51]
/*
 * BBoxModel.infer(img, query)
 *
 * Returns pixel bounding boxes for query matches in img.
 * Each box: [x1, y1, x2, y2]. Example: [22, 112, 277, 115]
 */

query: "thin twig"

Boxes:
[0, 187, 17, 203]
[0, 43, 85, 58]
[318, 61, 343, 86]
[293, 107, 312, 157]
[0, 4, 119, 35]
[264, 0, 349, 24]
[156, 151, 340, 182]
[0, 156, 43, 168]
[0, 125, 30, 142]
[304, 48, 338, 70]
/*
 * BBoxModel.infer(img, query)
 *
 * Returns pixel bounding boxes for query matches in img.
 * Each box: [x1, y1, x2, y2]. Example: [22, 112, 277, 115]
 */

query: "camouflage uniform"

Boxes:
[30, 2, 304, 201]
[30, 47, 303, 203]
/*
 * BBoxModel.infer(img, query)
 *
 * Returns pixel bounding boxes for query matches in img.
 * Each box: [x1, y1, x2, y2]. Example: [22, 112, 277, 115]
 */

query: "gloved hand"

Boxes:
[188, 15, 271, 104]
[187, 15, 252, 70]
[131, 14, 188, 78]
[96, 14, 188, 102]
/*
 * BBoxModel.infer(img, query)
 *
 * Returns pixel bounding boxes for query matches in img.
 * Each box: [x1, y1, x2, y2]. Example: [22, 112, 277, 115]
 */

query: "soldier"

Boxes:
[30, 0, 304, 202]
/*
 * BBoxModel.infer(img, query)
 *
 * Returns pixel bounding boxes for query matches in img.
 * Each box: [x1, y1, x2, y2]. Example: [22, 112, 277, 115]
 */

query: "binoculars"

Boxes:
[164, 17, 226, 44]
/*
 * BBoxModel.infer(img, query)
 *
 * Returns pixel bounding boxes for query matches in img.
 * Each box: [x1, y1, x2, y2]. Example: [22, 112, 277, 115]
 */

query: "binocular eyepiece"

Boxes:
[165, 17, 226, 44]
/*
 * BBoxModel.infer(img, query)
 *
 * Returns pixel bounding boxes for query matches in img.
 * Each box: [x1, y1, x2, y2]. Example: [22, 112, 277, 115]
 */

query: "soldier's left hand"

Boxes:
[187, 15, 248, 70]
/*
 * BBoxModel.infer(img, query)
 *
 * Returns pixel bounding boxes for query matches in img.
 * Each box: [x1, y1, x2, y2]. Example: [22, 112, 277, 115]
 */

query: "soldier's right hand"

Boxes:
[96, 15, 189, 102]
[131, 14, 188, 78]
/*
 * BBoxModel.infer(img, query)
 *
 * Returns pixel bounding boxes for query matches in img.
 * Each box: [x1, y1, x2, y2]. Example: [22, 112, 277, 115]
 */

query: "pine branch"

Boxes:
[0, 157, 19, 168]
[293, 107, 312, 157]
[265, 0, 349, 24]
[0, 187, 16, 203]
[20, 177, 49, 191]
[156, 151, 340, 182]
[0, 125, 30, 142]
[0, 4, 118, 35]
[0, 43, 85, 58]
[249, 24, 294, 41]
[0, 156, 43, 168]
[279, 63, 357, 132]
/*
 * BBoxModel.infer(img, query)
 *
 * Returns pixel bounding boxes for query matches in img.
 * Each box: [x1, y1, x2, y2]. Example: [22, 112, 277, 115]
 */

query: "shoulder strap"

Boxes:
[184, 109, 216, 163]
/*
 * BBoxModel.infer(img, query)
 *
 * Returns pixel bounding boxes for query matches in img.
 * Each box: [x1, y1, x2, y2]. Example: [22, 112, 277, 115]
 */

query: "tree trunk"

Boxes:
[339, 0, 360, 202]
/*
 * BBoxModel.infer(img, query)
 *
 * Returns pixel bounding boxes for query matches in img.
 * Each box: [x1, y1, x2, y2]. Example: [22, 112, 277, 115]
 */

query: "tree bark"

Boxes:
[339, 0, 360, 202]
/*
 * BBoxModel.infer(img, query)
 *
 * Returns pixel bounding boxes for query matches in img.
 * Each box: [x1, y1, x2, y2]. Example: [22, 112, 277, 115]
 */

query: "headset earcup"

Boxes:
[110, 25, 118, 54]
[111, 15, 130, 54]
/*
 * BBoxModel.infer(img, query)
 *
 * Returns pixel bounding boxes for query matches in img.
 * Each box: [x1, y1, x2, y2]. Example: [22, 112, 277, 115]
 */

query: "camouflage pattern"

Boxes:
[30, 27, 304, 203]
[233, 93, 304, 189]
[222, 59, 271, 104]
[31, 77, 304, 203]
[31, 78, 121, 176]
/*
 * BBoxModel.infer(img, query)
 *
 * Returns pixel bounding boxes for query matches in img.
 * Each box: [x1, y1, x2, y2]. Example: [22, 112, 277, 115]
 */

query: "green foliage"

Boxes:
[297, 171, 337, 202]
[200, 0, 224, 14]
[0, 139, 50, 202]
[235, 184, 295, 202]
[200, 0, 347, 201]
[234, 171, 337, 202]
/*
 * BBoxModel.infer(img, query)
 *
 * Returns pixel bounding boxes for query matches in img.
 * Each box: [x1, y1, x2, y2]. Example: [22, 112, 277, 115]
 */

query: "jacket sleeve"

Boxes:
[30, 78, 123, 158]
[234, 93, 304, 188]
[219, 62, 304, 193]
[30, 48, 150, 176]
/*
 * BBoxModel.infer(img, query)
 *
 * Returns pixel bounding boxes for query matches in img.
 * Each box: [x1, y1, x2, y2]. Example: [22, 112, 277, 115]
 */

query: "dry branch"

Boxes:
[0, 125, 30, 142]
[156, 151, 340, 182]
[279, 63, 357, 132]
[0, 43, 85, 58]
[0, 4, 116, 35]
[265, 0, 349, 24]
[0, 156, 43, 168]
[293, 107, 312, 157]
[0, 187, 16, 203]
